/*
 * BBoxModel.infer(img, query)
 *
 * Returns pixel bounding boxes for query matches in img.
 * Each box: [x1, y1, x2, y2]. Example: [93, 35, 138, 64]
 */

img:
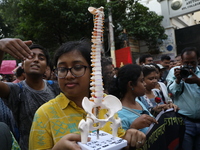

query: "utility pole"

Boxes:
[107, 0, 116, 67]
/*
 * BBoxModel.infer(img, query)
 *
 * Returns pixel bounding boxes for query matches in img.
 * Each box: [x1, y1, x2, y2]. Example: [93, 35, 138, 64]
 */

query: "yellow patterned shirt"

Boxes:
[29, 93, 125, 150]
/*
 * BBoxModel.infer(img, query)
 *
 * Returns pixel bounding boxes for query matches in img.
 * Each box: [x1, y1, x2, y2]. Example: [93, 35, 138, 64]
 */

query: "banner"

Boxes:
[138, 109, 185, 150]
[115, 47, 133, 68]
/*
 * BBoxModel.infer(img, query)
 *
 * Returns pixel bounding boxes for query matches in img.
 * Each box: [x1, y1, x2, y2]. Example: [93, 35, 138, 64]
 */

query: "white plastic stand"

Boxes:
[78, 130, 127, 150]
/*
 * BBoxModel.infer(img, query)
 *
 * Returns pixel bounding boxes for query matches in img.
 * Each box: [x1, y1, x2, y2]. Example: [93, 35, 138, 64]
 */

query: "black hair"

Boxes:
[181, 47, 199, 59]
[142, 65, 157, 77]
[109, 64, 142, 99]
[54, 40, 91, 67]
[161, 55, 171, 61]
[15, 67, 24, 78]
[29, 44, 50, 66]
[114, 67, 119, 70]
[101, 56, 113, 91]
[139, 54, 152, 64]
[48, 60, 53, 71]
[148, 63, 160, 72]
[175, 54, 181, 58]
[101, 57, 113, 68]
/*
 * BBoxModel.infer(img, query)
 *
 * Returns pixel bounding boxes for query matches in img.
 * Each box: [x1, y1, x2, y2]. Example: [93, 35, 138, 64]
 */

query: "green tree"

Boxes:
[0, 16, 8, 39]
[109, 0, 167, 53]
[0, 0, 22, 60]
[0, 0, 167, 55]
[17, 0, 107, 53]
[0, 0, 21, 38]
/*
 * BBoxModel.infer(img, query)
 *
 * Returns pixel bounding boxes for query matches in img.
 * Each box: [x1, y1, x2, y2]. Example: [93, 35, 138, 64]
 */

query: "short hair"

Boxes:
[181, 47, 199, 59]
[114, 67, 119, 71]
[148, 63, 160, 72]
[175, 54, 181, 58]
[139, 54, 152, 64]
[54, 40, 91, 68]
[101, 57, 113, 91]
[48, 60, 53, 71]
[161, 55, 171, 61]
[101, 57, 112, 68]
[15, 67, 24, 77]
[142, 65, 157, 77]
[29, 44, 50, 66]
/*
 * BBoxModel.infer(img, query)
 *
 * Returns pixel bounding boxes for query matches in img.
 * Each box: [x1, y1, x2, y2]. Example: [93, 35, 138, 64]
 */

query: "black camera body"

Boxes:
[180, 65, 196, 78]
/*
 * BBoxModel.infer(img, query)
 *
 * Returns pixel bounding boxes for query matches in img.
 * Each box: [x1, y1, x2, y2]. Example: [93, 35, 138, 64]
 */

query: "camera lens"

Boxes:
[180, 69, 190, 78]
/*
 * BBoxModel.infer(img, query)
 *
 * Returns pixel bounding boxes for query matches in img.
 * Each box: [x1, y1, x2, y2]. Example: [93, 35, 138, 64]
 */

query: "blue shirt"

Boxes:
[166, 66, 200, 119]
[117, 99, 153, 134]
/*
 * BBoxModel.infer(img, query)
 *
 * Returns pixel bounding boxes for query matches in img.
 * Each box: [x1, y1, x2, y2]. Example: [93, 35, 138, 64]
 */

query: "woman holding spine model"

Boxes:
[29, 40, 146, 150]
[29, 6, 146, 150]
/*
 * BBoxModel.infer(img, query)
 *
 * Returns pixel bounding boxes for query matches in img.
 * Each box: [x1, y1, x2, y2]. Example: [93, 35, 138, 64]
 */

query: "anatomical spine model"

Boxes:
[78, 6, 123, 143]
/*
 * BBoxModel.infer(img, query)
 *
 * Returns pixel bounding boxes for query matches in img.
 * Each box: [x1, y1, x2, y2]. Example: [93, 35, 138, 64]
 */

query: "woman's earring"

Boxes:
[131, 87, 134, 91]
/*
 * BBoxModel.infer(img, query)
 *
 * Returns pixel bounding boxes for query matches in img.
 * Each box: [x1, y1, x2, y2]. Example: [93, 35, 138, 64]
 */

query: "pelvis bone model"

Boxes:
[78, 6, 123, 144]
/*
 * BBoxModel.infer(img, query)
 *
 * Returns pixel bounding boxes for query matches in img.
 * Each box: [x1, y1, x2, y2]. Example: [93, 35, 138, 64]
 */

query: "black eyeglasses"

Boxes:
[55, 65, 88, 78]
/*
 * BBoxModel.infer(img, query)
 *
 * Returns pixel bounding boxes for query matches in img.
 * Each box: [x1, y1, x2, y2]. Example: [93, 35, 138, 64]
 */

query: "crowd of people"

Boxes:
[0, 38, 199, 150]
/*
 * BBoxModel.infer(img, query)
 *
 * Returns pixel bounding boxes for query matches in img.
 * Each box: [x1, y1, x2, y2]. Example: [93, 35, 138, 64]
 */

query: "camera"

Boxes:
[180, 65, 196, 78]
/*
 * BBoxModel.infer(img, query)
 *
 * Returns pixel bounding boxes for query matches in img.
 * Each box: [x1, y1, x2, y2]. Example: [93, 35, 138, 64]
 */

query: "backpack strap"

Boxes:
[17, 82, 22, 89]
[167, 81, 184, 96]
[154, 90, 159, 97]
[138, 96, 142, 101]
[47, 80, 53, 85]
[180, 82, 184, 95]
[15, 82, 23, 141]
[17, 82, 23, 101]
[46, 80, 61, 96]
[122, 106, 141, 117]
[155, 90, 166, 103]
[159, 90, 166, 103]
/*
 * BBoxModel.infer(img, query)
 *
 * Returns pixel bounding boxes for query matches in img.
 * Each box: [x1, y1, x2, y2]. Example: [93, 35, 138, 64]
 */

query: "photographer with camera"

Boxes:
[166, 47, 200, 150]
